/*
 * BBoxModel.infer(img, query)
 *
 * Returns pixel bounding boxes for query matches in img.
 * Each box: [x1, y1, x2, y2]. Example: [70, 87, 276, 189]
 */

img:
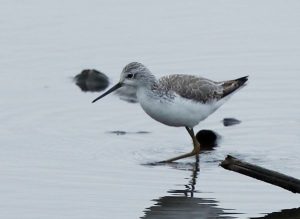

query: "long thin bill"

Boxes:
[92, 82, 122, 103]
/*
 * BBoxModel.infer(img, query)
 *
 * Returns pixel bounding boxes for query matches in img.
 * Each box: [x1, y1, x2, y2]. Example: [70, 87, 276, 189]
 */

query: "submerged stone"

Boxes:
[196, 129, 219, 150]
[223, 118, 241, 126]
[74, 69, 109, 92]
[108, 130, 150, 135]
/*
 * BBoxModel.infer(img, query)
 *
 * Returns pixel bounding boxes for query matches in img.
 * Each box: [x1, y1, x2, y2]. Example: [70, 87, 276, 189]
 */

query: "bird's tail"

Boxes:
[221, 76, 249, 99]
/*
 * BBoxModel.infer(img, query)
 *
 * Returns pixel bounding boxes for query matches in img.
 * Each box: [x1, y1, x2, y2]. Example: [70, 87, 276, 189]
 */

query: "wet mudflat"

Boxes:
[0, 0, 299, 218]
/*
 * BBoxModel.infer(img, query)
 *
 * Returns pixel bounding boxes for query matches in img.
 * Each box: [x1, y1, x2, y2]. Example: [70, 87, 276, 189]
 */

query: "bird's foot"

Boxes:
[159, 146, 201, 163]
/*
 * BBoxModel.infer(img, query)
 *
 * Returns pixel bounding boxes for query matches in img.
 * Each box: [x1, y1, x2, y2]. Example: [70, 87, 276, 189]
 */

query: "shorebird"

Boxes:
[92, 62, 248, 162]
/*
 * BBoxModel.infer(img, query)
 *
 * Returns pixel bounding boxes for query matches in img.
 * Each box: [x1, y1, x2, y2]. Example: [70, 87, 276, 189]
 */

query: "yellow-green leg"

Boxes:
[159, 127, 201, 163]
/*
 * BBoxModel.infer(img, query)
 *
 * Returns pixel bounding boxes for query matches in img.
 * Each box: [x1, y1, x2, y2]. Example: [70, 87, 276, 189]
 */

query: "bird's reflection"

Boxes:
[142, 157, 300, 219]
[167, 155, 200, 198]
[141, 129, 299, 218]
[141, 155, 237, 219]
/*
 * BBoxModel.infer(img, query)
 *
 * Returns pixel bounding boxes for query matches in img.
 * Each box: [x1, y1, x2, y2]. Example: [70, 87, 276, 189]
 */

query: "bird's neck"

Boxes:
[136, 75, 157, 97]
[141, 73, 157, 89]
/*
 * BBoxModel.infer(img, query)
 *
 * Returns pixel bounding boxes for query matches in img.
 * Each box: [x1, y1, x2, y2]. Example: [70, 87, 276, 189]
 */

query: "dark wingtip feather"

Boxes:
[221, 75, 249, 99]
[235, 76, 249, 85]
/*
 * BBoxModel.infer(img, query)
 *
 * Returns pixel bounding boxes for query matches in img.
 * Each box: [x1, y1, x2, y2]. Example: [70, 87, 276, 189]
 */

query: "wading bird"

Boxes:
[93, 62, 248, 162]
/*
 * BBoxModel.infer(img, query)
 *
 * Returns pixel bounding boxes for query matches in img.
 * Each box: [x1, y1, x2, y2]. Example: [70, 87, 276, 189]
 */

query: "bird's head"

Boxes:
[92, 62, 155, 103]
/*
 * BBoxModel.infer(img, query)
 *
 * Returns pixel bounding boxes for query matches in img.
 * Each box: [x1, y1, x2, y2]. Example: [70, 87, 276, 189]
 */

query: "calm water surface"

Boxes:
[0, 0, 299, 218]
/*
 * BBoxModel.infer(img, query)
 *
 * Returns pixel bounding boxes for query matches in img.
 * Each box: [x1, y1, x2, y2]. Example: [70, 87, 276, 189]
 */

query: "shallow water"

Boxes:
[0, 0, 300, 218]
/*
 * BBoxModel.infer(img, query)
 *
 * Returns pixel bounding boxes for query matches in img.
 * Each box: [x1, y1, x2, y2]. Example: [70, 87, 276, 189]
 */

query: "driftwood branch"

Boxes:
[220, 155, 300, 193]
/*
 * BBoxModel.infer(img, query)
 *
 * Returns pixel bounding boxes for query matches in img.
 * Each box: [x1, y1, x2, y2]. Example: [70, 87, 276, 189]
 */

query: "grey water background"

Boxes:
[0, 0, 299, 218]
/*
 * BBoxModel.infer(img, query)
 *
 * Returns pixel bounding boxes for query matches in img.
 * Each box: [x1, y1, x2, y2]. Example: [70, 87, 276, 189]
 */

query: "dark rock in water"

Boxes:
[136, 131, 151, 134]
[223, 118, 241, 127]
[108, 131, 127, 135]
[74, 69, 109, 92]
[108, 130, 150, 135]
[196, 129, 219, 150]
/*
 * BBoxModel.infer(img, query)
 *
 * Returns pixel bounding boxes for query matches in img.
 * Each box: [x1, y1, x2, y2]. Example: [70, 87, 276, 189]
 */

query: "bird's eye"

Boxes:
[127, 73, 134, 79]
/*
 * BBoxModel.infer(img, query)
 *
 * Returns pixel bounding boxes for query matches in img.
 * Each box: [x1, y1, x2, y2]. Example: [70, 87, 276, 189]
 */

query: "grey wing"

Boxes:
[158, 74, 223, 103]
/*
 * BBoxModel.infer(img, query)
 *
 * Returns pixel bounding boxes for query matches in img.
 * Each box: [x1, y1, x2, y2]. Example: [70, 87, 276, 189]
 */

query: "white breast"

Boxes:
[136, 87, 225, 128]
